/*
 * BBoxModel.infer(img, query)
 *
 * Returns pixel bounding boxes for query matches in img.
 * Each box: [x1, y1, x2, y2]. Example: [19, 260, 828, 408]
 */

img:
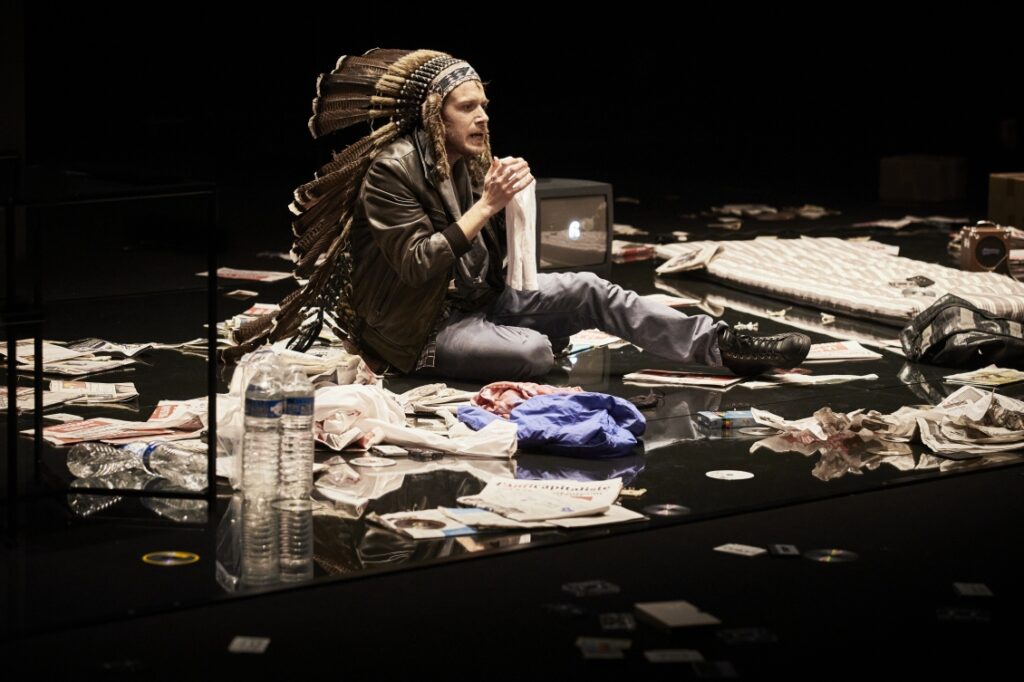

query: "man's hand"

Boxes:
[457, 156, 534, 243]
[481, 156, 534, 217]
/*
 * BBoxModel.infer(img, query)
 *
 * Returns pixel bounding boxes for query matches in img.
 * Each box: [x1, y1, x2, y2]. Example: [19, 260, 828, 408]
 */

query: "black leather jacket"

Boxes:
[349, 128, 505, 372]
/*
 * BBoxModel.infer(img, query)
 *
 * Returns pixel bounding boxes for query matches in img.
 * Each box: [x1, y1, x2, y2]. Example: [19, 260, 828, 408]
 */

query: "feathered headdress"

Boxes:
[225, 48, 485, 363]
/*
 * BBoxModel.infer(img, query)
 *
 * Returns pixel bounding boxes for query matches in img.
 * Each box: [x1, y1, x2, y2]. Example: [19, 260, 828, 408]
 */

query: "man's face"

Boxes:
[441, 80, 489, 163]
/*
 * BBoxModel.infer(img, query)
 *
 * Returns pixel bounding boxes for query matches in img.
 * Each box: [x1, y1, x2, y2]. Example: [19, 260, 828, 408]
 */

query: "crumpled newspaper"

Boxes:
[749, 385, 1024, 481]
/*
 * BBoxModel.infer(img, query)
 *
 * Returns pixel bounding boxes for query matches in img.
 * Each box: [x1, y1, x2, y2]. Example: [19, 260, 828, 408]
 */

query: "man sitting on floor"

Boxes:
[232, 49, 810, 381]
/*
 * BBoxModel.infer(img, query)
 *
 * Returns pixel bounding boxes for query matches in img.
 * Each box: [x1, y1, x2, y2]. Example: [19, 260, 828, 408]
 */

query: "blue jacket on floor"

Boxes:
[458, 392, 646, 458]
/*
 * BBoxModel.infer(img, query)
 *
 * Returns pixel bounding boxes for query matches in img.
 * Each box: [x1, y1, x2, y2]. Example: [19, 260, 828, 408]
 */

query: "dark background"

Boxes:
[10, 8, 1022, 251]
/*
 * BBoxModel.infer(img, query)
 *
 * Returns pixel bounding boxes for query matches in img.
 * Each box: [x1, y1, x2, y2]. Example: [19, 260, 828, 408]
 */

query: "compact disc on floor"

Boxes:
[349, 456, 396, 468]
[643, 504, 691, 517]
[394, 517, 446, 530]
[866, 442, 912, 456]
[706, 470, 754, 480]
[142, 551, 200, 566]
[738, 426, 778, 436]
[803, 548, 859, 563]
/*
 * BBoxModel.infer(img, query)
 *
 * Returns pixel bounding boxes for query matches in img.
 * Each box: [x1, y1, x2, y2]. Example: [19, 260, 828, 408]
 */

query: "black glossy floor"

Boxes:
[2, 191, 1022, 677]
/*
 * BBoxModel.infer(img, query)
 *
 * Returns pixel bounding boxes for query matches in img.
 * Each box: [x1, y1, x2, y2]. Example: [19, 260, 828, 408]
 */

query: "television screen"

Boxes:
[537, 194, 609, 269]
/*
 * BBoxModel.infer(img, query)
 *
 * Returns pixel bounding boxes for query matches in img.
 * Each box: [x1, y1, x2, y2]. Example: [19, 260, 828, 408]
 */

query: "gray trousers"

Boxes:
[416, 272, 725, 382]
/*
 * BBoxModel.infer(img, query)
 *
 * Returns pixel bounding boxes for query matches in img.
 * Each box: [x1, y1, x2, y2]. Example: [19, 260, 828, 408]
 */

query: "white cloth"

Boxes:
[505, 181, 538, 291]
[314, 384, 517, 458]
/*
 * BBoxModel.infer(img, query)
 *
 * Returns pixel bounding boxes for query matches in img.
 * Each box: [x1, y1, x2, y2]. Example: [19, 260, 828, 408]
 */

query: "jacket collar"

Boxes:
[413, 126, 473, 220]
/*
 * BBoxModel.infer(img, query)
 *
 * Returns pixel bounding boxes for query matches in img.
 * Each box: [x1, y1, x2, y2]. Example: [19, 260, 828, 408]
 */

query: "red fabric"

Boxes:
[471, 381, 583, 418]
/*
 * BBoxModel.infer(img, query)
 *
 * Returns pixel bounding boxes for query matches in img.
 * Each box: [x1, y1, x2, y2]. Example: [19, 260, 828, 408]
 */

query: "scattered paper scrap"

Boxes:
[714, 543, 767, 557]
[197, 267, 292, 282]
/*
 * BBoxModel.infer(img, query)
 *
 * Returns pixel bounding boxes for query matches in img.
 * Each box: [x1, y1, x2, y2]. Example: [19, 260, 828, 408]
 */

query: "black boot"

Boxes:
[716, 326, 811, 376]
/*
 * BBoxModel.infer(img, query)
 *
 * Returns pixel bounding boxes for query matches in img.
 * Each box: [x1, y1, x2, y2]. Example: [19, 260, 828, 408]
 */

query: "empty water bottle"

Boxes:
[242, 364, 282, 500]
[66, 442, 142, 478]
[241, 497, 280, 588]
[122, 441, 210, 491]
[67, 469, 157, 517]
[142, 479, 209, 522]
[279, 368, 315, 500]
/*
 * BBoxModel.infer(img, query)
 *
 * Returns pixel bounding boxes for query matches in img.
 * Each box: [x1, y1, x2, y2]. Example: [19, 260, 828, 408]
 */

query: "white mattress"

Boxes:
[656, 237, 1024, 326]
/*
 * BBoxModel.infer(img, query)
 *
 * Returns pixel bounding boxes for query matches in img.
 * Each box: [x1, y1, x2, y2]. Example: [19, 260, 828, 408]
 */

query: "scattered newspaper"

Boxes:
[219, 304, 281, 336]
[612, 224, 649, 236]
[749, 385, 1024, 460]
[26, 418, 180, 446]
[566, 329, 630, 355]
[944, 365, 1024, 387]
[611, 240, 657, 263]
[712, 204, 777, 217]
[655, 243, 722, 274]
[740, 373, 878, 389]
[623, 370, 745, 390]
[441, 502, 644, 530]
[24, 399, 206, 445]
[393, 383, 476, 414]
[851, 215, 967, 230]
[66, 338, 152, 358]
[49, 380, 139, 404]
[456, 477, 623, 522]
[196, 267, 292, 282]
[1, 387, 78, 412]
[805, 340, 882, 362]
[0, 339, 89, 365]
[37, 357, 139, 377]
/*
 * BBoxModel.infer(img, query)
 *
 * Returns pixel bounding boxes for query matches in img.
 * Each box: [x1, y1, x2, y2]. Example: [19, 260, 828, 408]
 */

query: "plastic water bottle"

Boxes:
[241, 497, 280, 588]
[275, 499, 314, 583]
[142, 479, 209, 523]
[67, 469, 157, 516]
[242, 365, 282, 500]
[122, 442, 210, 491]
[66, 442, 142, 478]
[279, 368, 315, 500]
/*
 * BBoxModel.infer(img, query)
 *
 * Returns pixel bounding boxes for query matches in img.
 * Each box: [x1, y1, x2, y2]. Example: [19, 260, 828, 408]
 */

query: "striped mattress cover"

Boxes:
[655, 237, 1024, 327]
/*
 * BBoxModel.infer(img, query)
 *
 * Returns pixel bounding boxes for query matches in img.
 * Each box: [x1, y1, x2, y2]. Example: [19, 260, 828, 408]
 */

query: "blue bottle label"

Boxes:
[284, 396, 314, 417]
[245, 397, 283, 419]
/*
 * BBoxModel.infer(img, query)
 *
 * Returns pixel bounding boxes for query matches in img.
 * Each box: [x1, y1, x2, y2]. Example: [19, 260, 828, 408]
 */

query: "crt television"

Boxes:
[533, 178, 613, 277]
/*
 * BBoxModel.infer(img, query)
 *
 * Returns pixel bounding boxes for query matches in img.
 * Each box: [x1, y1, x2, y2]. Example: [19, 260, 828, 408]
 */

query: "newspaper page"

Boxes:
[0, 339, 90, 365]
[740, 373, 878, 389]
[944, 365, 1024, 387]
[24, 418, 177, 446]
[66, 338, 152, 358]
[38, 358, 138, 377]
[49, 380, 139, 404]
[805, 340, 883, 362]
[623, 370, 744, 389]
[655, 242, 722, 275]
[196, 267, 292, 282]
[567, 329, 629, 355]
[457, 477, 623, 521]
[1, 387, 76, 412]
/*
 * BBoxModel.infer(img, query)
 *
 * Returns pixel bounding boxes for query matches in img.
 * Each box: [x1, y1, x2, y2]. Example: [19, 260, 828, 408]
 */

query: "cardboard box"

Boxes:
[880, 155, 966, 202]
[988, 172, 1024, 229]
